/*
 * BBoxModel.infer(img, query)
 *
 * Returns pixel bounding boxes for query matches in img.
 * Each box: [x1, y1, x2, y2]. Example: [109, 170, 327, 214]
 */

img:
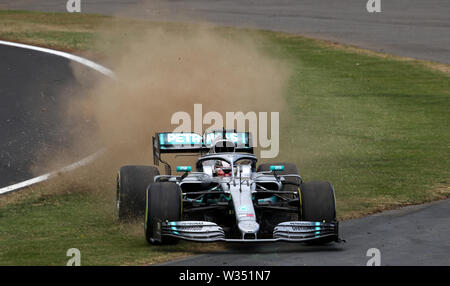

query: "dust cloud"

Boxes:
[32, 19, 292, 195]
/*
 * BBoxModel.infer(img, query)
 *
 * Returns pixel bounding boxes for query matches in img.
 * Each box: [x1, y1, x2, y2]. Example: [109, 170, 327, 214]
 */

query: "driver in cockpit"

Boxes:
[214, 160, 232, 177]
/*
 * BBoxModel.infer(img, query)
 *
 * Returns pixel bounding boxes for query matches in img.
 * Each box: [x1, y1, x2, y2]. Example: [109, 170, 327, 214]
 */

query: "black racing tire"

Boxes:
[145, 182, 182, 245]
[300, 181, 336, 222]
[256, 162, 300, 233]
[300, 181, 337, 244]
[116, 165, 160, 221]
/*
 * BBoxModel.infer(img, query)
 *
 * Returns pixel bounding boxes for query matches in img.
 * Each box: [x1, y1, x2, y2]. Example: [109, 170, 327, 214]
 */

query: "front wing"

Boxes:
[153, 220, 340, 243]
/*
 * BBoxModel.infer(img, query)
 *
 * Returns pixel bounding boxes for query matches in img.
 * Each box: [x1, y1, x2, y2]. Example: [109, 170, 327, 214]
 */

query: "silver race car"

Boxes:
[116, 130, 340, 244]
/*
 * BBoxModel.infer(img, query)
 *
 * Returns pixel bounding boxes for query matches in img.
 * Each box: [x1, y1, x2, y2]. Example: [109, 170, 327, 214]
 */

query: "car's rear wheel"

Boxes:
[256, 162, 300, 233]
[145, 182, 182, 245]
[116, 165, 160, 221]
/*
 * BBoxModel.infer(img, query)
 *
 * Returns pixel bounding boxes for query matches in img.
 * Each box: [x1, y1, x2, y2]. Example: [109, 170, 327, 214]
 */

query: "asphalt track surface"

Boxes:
[0, 1, 449, 265]
[161, 199, 450, 266]
[0, 45, 100, 188]
[2, 0, 450, 64]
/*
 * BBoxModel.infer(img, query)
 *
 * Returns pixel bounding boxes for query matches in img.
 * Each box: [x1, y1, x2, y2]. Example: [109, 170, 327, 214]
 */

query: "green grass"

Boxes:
[0, 184, 218, 266]
[0, 10, 449, 265]
[0, 30, 95, 50]
[268, 33, 450, 216]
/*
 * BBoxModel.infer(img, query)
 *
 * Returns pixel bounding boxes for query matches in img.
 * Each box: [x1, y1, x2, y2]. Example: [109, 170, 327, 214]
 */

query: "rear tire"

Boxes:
[257, 162, 300, 233]
[116, 165, 160, 221]
[145, 182, 182, 245]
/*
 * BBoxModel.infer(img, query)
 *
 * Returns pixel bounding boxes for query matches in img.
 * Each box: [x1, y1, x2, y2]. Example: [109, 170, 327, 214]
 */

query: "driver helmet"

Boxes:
[215, 160, 231, 177]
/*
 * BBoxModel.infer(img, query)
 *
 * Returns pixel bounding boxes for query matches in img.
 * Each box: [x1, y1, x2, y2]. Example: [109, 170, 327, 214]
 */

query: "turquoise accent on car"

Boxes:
[170, 222, 179, 235]
[176, 166, 192, 172]
[257, 196, 278, 204]
[314, 222, 321, 236]
[270, 165, 285, 171]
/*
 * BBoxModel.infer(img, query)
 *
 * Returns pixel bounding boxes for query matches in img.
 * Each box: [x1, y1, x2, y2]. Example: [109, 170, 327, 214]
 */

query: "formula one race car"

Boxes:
[115, 130, 340, 244]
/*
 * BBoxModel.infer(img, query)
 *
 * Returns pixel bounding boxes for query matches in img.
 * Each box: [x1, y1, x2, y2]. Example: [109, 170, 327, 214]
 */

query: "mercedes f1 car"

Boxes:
[116, 130, 340, 244]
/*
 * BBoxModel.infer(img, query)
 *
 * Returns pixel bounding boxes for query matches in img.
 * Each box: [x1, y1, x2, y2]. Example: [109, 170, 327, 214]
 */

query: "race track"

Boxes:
[2, 0, 450, 64]
[0, 44, 101, 189]
[158, 199, 450, 266]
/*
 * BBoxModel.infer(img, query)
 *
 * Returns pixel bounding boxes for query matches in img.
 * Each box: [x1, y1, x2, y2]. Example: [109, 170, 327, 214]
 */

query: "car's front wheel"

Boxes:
[300, 181, 337, 244]
[145, 182, 182, 245]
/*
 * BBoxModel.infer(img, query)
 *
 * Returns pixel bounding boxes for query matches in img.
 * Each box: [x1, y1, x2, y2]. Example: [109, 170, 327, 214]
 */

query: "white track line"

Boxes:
[0, 40, 115, 78]
[0, 149, 107, 195]
[0, 40, 115, 195]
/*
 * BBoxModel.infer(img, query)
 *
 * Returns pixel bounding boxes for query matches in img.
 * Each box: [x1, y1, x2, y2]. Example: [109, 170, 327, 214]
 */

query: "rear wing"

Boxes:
[152, 131, 253, 174]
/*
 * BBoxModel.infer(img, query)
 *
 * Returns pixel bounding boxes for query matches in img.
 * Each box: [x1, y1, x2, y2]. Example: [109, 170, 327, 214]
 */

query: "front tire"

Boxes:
[300, 181, 336, 222]
[300, 181, 337, 244]
[116, 165, 160, 221]
[145, 182, 182, 245]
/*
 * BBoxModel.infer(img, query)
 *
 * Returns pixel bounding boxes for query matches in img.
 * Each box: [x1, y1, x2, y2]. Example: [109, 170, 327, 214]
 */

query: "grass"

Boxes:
[0, 182, 220, 266]
[0, 10, 449, 265]
[269, 33, 450, 217]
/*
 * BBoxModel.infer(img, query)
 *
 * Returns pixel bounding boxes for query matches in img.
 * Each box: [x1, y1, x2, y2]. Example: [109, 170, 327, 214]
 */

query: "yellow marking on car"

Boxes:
[298, 187, 302, 218]
[145, 188, 149, 229]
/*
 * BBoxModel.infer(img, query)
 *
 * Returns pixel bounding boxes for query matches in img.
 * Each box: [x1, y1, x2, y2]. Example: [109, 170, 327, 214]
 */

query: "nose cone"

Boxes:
[238, 221, 260, 235]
